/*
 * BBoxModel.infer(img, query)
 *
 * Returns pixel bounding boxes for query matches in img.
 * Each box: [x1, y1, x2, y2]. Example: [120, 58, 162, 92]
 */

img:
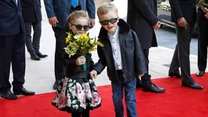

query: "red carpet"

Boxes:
[1, 73, 208, 117]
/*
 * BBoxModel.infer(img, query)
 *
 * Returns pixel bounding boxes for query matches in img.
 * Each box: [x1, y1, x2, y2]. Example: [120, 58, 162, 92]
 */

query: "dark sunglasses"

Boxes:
[71, 23, 90, 31]
[99, 18, 118, 25]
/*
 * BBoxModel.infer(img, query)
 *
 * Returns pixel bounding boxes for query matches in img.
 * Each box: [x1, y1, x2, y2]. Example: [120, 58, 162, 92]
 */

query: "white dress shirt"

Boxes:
[108, 26, 123, 70]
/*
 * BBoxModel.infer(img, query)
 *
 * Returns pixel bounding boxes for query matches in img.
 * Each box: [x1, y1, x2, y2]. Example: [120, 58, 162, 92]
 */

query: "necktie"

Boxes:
[72, 0, 78, 8]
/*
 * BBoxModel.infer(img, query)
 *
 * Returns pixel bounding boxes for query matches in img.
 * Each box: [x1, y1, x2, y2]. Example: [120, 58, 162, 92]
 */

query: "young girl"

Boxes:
[52, 10, 101, 117]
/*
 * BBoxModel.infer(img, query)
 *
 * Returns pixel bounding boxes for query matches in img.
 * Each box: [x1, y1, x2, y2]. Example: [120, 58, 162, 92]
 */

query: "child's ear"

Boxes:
[68, 23, 73, 29]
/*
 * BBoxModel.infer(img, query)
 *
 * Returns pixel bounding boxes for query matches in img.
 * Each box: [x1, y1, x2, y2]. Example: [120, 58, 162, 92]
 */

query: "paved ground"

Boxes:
[5, 0, 207, 96]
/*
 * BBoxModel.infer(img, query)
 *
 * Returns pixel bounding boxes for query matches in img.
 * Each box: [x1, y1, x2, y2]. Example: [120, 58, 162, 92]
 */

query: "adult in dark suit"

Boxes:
[0, 0, 35, 100]
[127, 0, 165, 93]
[20, 0, 48, 61]
[196, 4, 208, 77]
[44, 0, 96, 90]
[168, 0, 203, 89]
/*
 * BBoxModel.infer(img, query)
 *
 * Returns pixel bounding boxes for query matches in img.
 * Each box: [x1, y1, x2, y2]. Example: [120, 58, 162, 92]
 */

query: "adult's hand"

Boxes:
[48, 16, 59, 27]
[177, 17, 188, 29]
[153, 21, 161, 29]
[89, 18, 95, 28]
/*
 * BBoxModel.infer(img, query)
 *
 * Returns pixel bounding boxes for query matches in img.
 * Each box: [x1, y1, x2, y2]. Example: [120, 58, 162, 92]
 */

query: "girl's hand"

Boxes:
[76, 56, 86, 66]
[90, 70, 97, 78]
[205, 13, 208, 19]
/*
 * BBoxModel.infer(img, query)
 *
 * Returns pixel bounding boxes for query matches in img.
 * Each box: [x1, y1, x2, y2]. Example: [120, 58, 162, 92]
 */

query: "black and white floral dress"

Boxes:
[52, 54, 101, 113]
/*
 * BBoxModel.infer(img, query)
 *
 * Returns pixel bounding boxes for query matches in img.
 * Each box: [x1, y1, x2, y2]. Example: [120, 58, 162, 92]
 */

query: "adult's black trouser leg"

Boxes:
[12, 33, 26, 88]
[171, 23, 194, 83]
[24, 22, 41, 56]
[32, 21, 41, 54]
[25, 22, 36, 56]
[52, 25, 68, 81]
[197, 11, 208, 72]
[168, 44, 180, 75]
[141, 49, 152, 86]
[0, 33, 25, 91]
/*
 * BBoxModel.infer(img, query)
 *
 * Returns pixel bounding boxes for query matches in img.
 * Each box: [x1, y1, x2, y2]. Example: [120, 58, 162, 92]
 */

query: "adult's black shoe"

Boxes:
[36, 52, 48, 58]
[31, 55, 40, 61]
[182, 81, 203, 89]
[0, 90, 17, 100]
[136, 79, 143, 88]
[53, 80, 61, 90]
[196, 71, 205, 77]
[168, 72, 181, 78]
[143, 83, 166, 93]
[13, 87, 35, 95]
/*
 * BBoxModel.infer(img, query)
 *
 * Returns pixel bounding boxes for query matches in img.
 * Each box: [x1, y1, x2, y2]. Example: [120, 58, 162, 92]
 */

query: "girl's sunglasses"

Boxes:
[99, 18, 118, 25]
[71, 23, 90, 31]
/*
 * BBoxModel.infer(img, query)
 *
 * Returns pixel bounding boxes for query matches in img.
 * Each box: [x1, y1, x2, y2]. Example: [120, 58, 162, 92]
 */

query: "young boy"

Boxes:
[90, 2, 147, 117]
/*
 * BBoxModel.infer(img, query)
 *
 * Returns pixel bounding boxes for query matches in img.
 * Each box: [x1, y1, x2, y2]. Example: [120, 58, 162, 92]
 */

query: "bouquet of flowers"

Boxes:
[64, 32, 103, 70]
[196, 0, 208, 7]
[64, 32, 103, 57]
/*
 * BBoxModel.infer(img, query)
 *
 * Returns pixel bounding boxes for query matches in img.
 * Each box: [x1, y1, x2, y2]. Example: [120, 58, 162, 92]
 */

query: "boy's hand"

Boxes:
[90, 70, 97, 78]
[76, 56, 86, 66]
[138, 74, 144, 77]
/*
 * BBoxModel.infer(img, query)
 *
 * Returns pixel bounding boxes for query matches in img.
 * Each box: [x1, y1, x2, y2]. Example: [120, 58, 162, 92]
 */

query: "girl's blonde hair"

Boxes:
[97, 2, 118, 17]
[68, 10, 89, 23]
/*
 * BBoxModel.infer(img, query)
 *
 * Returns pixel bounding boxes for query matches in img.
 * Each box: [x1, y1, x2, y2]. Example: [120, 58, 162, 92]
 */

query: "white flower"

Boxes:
[74, 34, 80, 39]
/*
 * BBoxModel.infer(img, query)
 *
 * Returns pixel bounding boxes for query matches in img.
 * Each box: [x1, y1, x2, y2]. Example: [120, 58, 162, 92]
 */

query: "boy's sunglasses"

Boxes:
[99, 18, 118, 25]
[71, 23, 90, 31]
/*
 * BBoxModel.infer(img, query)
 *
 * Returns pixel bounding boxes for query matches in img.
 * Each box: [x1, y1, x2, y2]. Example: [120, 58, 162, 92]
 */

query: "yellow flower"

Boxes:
[196, 0, 208, 7]
[80, 33, 88, 39]
[65, 32, 72, 44]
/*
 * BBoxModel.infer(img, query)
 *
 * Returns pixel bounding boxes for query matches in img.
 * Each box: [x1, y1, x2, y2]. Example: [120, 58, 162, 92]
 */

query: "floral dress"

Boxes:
[52, 54, 101, 113]
[52, 72, 101, 113]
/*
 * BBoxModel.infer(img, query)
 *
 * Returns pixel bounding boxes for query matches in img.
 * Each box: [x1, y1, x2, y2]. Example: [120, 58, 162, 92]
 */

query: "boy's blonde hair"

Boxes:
[97, 2, 118, 17]
[67, 10, 89, 23]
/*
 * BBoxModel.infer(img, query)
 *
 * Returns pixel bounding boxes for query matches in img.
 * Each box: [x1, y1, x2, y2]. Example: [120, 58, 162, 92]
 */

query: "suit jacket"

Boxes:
[127, 0, 158, 49]
[169, 0, 197, 24]
[20, 0, 42, 22]
[0, 0, 25, 36]
[44, 0, 95, 28]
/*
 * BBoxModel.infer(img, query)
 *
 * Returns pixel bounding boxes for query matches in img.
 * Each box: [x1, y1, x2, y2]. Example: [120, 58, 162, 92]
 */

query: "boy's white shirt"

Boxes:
[108, 26, 123, 70]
